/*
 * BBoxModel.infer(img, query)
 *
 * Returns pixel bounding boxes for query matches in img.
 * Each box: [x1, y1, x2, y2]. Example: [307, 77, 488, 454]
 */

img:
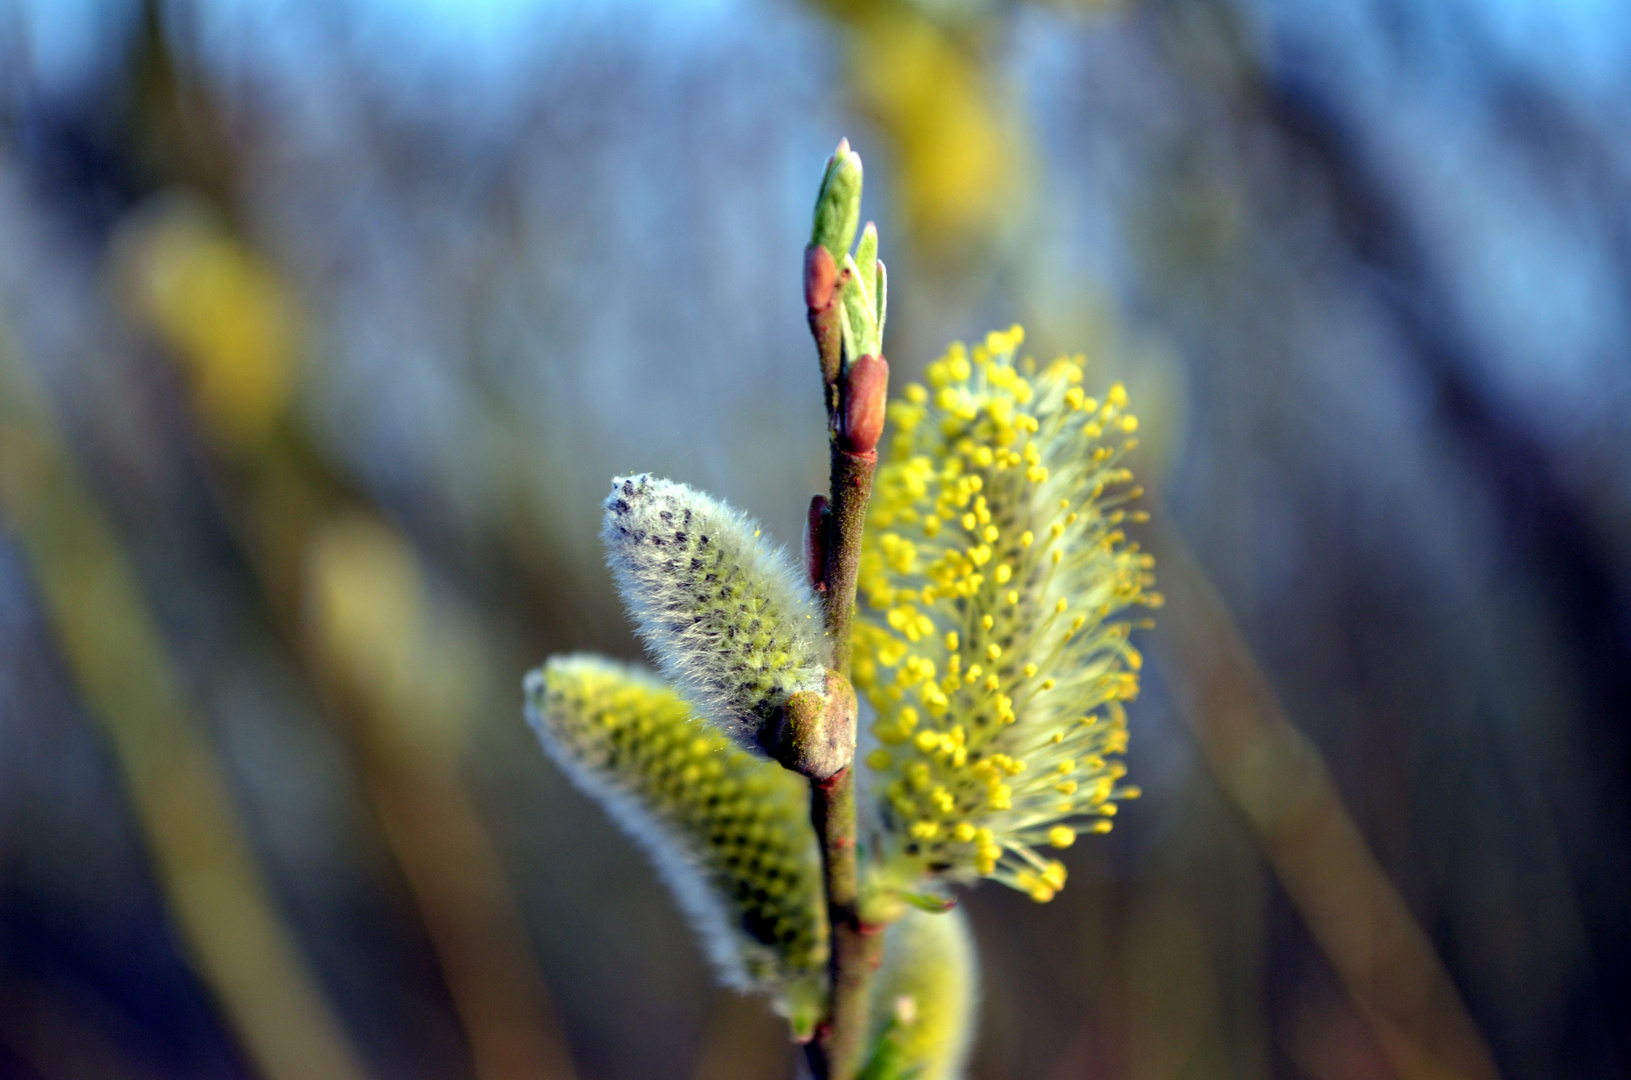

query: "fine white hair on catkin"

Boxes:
[601, 473, 827, 753]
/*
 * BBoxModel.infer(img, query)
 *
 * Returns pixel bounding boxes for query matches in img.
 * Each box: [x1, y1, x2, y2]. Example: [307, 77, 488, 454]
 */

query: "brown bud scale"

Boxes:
[840, 353, 889, 454]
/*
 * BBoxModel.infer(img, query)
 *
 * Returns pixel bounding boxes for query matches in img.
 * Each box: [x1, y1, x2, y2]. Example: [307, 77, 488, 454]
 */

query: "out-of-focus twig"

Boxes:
[1146, 504, 1499, 1080]
[0, 322, 372, 1080]
[113, 202, 579, 1080]
[303, 516, 580, 1080]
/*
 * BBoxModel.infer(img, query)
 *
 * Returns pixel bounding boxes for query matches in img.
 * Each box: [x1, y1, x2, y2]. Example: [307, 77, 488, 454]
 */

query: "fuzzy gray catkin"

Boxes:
[524, 655, 827, 1028]
[602, 473, 828, 759]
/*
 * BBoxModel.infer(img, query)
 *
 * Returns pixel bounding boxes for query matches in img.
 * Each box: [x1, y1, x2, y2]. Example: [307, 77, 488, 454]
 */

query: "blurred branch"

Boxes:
[302, 515, 581, 1080]
[0, 319, 371, 1080]
[1146, 503, 1499, 1080]
[114, 203, 580, 1080]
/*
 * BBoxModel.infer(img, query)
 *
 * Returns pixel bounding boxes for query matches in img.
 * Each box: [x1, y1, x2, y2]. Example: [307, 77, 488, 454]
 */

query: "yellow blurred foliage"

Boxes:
[116, 198, 299, 448]
[846, 12, 1027, 245]
[304, 514, 481, 755]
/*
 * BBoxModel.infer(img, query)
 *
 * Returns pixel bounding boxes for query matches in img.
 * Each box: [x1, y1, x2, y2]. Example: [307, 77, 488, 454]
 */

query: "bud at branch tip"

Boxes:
[811, 138, 863, 262]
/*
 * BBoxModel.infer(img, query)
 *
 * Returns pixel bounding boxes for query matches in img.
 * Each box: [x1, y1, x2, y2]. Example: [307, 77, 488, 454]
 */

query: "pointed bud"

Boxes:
[524, 656, 827, 1008]
[811, 138, 863, 261]
[804, 494, 830, 592]
[874, 258, 888, 340]
[855, 222, 879, 303]
[840, 353, 889, 454]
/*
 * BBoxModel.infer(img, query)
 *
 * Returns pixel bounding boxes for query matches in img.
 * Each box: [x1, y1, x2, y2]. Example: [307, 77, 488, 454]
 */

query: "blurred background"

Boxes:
[0, 0, 1628, 1078]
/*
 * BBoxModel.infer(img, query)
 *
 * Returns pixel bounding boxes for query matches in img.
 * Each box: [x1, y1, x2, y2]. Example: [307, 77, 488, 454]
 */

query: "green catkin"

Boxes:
[524, 655, 827, 1023]
[602, 473, 827, 759]
[863, 906, 980, 1080]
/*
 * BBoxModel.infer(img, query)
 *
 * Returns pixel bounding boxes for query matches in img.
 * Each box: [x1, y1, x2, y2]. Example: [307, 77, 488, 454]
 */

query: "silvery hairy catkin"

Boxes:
[602, 473, 848, 778]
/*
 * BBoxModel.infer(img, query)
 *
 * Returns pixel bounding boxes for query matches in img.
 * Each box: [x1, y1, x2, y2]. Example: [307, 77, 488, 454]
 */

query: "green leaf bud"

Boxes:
[602, 474, 844, 775]
[875, 258, 888, 344]
[812, 138, 863, 261]
[855, 221, 880, 305]
[839, 253, 884, 363]
[524, 655, 828, 1009]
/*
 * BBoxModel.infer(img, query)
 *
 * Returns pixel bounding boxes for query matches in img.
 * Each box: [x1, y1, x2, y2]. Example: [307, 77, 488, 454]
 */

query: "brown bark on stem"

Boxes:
[798, 409, 886, 1079]
[800, 196, 890, 1076]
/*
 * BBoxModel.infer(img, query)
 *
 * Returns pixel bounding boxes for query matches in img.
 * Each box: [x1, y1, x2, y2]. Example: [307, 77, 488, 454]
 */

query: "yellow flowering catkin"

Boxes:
[853, 326, 1159, 903]
[524, 655, 827, 1021]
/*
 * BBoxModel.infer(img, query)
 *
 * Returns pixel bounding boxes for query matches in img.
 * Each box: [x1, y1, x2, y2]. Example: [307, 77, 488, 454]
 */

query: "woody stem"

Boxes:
[804, 418, 886, 1080]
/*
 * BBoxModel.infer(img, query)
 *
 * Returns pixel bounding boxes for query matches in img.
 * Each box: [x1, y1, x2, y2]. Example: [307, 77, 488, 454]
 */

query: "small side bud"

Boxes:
[812, 138, 863, 261]
[804, 494, 830, 592]
[807, 247, 844, 393]
[855, 221, 879, 303]
[804, 243, 838, 311]
[840, 353, 889, 454]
